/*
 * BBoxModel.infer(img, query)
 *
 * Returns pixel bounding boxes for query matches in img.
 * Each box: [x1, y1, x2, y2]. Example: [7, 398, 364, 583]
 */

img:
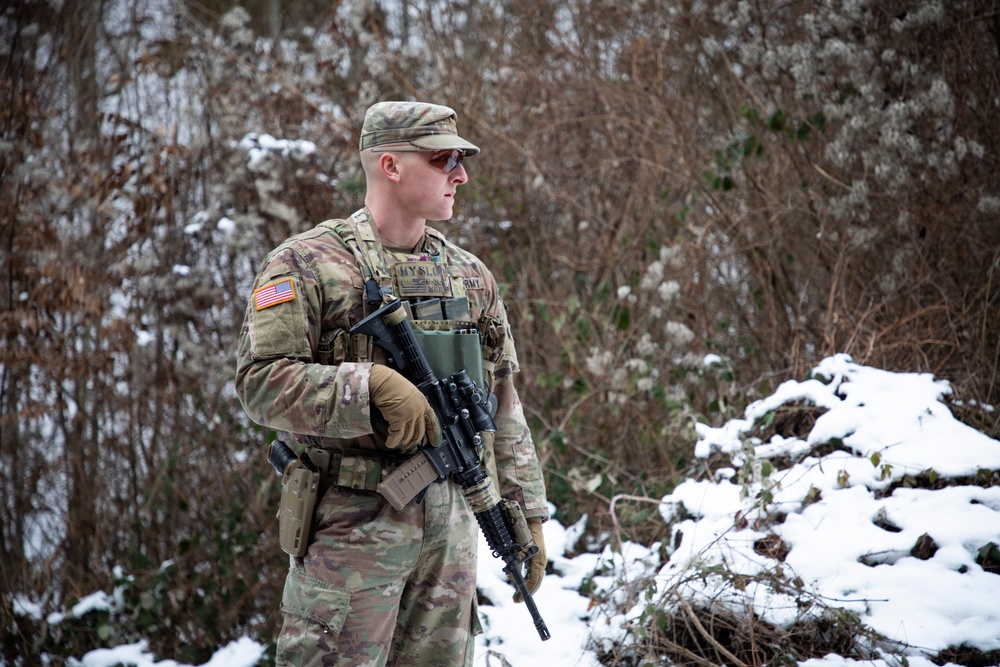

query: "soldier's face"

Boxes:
[397, 150, 468, 222]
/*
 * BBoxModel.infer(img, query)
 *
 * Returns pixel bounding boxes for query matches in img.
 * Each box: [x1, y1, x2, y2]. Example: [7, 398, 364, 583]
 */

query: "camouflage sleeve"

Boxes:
[234, 241, 374, 439]
[489, 302, 549, 521]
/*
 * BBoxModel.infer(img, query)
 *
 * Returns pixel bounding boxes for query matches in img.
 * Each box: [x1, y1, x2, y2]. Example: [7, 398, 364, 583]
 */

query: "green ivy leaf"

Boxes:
[613, 305, 630, 330]
[767, 108, 788, 131]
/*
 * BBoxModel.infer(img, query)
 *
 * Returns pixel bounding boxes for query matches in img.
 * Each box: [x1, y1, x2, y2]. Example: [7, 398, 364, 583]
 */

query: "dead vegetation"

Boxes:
[2, 0, 999, 663]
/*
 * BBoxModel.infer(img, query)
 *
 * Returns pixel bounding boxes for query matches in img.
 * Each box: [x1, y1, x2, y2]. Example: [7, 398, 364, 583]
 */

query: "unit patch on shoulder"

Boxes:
[254, 278, 296, 310]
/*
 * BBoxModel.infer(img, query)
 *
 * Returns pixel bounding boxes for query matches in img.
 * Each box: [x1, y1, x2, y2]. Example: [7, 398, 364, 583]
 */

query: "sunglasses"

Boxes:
[427, 149, 465, 173]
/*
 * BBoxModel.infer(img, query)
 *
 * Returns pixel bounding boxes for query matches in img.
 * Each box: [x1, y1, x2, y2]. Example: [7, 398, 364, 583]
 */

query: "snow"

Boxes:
[239, 133, 317, 170]
[58, 354, 1000, 666]
[703, 352, 723, 366]
[67, 638, 266, 667]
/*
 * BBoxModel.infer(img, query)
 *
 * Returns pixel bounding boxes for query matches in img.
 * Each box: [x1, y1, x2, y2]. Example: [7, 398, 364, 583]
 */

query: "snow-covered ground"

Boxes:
[57, 354, 1000, 666]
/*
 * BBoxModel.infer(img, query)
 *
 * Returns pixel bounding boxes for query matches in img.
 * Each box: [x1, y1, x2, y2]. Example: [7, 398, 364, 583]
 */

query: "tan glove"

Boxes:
[369, 364, 441, 450]
[513, 517, 546, 603]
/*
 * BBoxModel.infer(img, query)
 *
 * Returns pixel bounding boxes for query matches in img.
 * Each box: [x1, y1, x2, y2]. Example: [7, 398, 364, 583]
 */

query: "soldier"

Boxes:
[235, 101, 549, 667]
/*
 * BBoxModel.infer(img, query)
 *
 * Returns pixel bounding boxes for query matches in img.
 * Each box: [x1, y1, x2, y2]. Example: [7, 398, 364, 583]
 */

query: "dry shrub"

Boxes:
[1, 1, 346, 660]
[439, 0, 1000, 530]
[600, 595, 876, 667]
[596, 567, 1000, 667]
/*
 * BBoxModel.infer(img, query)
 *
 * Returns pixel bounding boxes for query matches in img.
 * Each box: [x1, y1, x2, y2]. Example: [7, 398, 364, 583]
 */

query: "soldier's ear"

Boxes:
[379, 153, 402, 182]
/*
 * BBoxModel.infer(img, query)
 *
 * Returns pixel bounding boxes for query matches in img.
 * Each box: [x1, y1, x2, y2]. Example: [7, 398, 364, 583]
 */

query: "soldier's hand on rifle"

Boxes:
[514, 517, 547, 602]
[369, 364, 441, 449]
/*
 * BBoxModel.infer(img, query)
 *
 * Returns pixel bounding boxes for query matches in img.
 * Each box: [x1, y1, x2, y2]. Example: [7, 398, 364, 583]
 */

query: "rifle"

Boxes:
[350, 298, 551, 641]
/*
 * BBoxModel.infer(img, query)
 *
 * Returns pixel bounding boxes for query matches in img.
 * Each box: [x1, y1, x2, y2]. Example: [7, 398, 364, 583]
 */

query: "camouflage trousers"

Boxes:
[275, 479, 480, 667]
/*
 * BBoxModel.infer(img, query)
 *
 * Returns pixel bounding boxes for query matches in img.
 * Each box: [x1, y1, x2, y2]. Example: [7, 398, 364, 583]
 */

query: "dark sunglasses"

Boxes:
[427, 149, 465, 173]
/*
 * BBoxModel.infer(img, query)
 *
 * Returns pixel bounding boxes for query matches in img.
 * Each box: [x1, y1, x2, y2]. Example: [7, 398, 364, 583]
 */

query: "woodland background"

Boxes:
[2, 0, 999, 663]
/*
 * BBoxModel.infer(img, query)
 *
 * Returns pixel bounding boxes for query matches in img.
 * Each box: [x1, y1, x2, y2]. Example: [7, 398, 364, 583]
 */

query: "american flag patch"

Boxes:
[254, 278, 296, 310]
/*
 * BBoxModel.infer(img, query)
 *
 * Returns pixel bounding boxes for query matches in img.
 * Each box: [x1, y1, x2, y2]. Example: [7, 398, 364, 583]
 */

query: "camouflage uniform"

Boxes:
[235, 102, 547, 667]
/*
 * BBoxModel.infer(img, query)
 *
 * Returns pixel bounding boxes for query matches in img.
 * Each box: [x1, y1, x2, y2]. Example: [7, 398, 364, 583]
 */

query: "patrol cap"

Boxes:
[359, 101, 480, 156]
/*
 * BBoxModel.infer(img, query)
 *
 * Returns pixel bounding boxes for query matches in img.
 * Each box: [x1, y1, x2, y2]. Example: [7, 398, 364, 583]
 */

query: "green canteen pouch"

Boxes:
[277, 456, 321, 557]
[412, 328, 485, 391]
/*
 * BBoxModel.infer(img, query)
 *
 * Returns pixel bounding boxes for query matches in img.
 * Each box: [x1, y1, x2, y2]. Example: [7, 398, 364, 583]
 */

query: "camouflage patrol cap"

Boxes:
[359, 101, 480, 156]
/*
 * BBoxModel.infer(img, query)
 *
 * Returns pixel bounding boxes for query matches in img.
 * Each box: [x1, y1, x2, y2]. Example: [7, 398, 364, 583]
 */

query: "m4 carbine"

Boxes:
[350, 298, 551, 642]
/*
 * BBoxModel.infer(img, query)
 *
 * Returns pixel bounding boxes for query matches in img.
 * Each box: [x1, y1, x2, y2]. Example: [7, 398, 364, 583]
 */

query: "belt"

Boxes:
[306, 446, 403, 494]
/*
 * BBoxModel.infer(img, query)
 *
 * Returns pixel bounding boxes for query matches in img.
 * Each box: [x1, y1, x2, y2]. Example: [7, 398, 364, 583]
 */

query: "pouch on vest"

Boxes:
[412, 329, 486, 391]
